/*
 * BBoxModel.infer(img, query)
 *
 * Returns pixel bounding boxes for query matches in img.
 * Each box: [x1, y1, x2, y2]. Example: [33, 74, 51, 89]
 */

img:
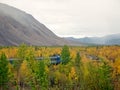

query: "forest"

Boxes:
[0, 44, 120, 90]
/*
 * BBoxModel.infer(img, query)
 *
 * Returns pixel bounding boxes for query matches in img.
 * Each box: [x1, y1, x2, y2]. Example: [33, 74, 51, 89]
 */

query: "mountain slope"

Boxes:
[66, 33, 120, 45]
[0, 3, 77, 46]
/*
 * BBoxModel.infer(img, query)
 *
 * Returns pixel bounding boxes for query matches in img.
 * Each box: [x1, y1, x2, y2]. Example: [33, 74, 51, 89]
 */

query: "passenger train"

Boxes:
[9, 54, 61, 65]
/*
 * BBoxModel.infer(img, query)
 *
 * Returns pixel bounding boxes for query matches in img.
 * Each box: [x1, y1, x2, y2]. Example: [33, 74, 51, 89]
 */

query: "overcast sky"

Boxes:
[0, 0, 120, 38]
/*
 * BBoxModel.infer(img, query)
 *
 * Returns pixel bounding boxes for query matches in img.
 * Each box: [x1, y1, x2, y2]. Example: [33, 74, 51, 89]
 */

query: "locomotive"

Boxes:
[49, 54, 61, 65]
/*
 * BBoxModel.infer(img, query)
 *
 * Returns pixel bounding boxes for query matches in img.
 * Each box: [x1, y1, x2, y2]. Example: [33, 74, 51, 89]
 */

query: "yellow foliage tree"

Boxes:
[69, 67, 78, 82]
[19, 60, 31, 85]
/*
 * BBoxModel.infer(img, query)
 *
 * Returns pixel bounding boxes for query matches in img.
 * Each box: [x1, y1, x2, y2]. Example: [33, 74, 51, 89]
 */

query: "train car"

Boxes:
[9, 58, 20, 64]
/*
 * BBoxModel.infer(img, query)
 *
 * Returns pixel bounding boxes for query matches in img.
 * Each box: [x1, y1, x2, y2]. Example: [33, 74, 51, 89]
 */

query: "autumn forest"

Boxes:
[0, 44, 120, 90]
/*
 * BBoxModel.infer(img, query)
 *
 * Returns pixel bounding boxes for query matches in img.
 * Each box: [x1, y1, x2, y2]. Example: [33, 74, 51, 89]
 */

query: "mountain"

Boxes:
[0, 3, 80, 46]
[66, 33, 120, 45]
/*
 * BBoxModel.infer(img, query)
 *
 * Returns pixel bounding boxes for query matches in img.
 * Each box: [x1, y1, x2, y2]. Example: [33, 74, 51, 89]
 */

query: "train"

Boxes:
[9, 54, 61, 65]
[50, 54, 61, 65]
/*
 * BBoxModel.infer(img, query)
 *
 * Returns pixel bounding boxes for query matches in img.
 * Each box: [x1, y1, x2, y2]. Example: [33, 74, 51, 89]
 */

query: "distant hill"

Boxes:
[66, 33, 120, 45]
[0, 3, 81, 46]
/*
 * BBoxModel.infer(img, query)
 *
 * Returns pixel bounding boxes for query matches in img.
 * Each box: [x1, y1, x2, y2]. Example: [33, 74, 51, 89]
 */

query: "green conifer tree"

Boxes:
[61, 45, 70, 65]
[75, 52, 81, 66]
[36, 61, 48, 90]
[97, 61, 113, 90]
[0, 53, 9, 90]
